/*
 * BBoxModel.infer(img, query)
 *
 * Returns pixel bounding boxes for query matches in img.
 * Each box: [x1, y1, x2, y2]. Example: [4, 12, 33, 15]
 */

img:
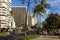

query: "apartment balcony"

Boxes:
[0, 16, 9, 21]
[0, 24, 8, 28]
[0, 0, 11, 6]
[0, 7, 10, 14]
[0, 3, 11, 11]
[0, 20, 9, 28]
[0, 0, 6, 3]
[0, 0, 11, 3]
[0, 13, 7, 16]
[1, 20, 8, 24]
[0, 13, 11, 19]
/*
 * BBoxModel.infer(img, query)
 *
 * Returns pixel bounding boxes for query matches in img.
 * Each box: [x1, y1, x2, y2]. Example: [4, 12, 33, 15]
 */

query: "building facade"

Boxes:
[28, 14, 34, 27]
[0, 0, 11, 28]
[0, 0, 15, 29]
[12, 6, 34, 27]
[12, 6, 27, 27]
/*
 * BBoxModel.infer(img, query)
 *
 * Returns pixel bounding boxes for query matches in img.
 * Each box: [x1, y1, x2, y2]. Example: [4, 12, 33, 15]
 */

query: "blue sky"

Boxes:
[12, 0, 60, 24]
[12, 0, 60, 13]
[42, 0, 60, 22]
[12, 0, 37, 13]
[46, 0, 60, 14]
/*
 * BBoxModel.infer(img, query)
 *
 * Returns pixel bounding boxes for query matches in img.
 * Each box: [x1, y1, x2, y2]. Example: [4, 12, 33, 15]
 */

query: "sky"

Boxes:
[42, 0, 60, 22]
[12, 0, 60, 24]
[46, 0, 60, 14]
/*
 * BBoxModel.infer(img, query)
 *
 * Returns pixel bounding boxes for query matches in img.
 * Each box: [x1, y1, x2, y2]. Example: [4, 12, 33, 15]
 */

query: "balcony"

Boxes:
[0, 12, 7, 15]
[0, 0, 11, 3]
[0, 7, 10, 13]
[0, 0, 11, 7]
[0, 0, 7, 2]
[0, 3, 11, 11]
[1, 24, 8, 28]
[0, 16, 9, 21]
[1, 20, 8, 24]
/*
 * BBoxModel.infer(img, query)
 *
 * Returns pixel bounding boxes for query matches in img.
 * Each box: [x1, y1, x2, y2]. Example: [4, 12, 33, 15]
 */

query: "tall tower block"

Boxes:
[0, 0, 11, 28]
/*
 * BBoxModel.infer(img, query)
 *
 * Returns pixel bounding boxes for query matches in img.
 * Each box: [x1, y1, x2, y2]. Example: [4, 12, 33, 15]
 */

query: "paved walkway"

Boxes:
[32, 35, 60, 40]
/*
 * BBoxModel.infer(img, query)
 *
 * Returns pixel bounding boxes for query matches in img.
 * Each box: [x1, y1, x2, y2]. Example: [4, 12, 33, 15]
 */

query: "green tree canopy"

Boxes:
[43, 13, 60, 30]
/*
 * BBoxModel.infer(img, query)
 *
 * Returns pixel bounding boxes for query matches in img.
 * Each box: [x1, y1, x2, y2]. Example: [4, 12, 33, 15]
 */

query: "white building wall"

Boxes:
[0, 0, 11, 28]
[31, 14, 34, 26]
[2, 3, 11, 11]
[12, 22, 15, 28]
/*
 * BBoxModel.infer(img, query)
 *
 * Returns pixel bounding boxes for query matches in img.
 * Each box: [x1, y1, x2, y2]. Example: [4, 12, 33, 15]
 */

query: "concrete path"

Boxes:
[32, 35, 60, 40]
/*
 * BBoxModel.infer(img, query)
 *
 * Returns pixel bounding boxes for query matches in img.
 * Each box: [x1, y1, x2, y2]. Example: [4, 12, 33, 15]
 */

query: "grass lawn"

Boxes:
[16, 34, 40, 40]
[0, 32, 10, 36]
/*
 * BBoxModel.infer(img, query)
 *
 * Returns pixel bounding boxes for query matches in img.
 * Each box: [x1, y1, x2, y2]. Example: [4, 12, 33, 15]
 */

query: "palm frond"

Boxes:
[45, 3, 50, 8]
[33, 0, 50, 16]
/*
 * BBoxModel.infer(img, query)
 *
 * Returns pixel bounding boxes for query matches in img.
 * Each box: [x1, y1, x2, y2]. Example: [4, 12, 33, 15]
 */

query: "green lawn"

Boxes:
[0, 32, 10, 36]
[16, 34, 40, 40]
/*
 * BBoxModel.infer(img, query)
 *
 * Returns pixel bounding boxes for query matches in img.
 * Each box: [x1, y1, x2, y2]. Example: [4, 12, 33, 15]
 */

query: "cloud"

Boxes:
[41, 0, 60, 22]
[46, 9, 50, 14]
[47, 0, 60, 6]
[46, 0, 60, 13]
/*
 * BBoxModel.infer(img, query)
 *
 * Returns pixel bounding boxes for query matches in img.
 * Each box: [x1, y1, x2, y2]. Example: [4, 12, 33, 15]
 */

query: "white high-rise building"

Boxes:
[0, 0, 11, 28]
[28, 14, 34, 27]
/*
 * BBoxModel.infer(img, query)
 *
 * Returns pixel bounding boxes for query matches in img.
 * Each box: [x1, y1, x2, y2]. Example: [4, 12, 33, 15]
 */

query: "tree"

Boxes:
[21, 0, 40, 29]
[10, 11, 15, 28]
[33, 0, 50, 33]
[21, 0, 41, 36]
[43, 13, 60, 35]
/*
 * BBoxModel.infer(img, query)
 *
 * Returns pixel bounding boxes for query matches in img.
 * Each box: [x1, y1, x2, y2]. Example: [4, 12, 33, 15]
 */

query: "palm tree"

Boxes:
[33, 0, 50, 33]
[21, 0, 39, 29]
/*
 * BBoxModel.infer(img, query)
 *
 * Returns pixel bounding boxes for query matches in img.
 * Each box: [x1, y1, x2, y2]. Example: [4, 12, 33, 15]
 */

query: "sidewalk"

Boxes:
[31, 35, 60, 40]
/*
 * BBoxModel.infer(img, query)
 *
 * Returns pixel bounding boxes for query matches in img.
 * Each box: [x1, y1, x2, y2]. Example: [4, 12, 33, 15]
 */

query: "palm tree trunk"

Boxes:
[37, 15, 38, 27]
[56, 28, 58, 35]
[25, 13, 28, 29]
[37, 14, 41, 34]
[38, 15, 41, 33]
[40, 15, 41, 28]
[37, 14, 39, 34]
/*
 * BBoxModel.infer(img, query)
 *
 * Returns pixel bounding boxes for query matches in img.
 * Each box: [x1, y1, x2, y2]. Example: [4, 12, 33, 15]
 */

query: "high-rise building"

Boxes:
[12, 6, 34, 27]
[28, 14, 34, 27]
[0, 0, 11, 28]
[12, 6, 27, 27]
